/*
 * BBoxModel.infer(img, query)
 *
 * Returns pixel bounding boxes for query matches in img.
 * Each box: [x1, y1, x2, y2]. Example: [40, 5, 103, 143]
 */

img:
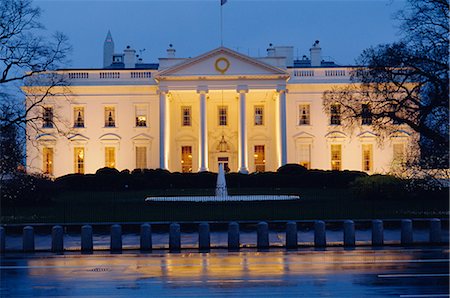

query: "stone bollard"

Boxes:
[110, 224, 122, 252]
[23, 226, 35, 252]
[0, 227, 5, 254]
[286, 221, 298, 249]
[198, 222, 210, 251]
[257, 222, 269, 249]
[81, 225, 93, 253]
[429, 218, 441, 244]
[51, 225, 64, 253]
[343, 220, 355, 247]
[401, 219, 413, 246]
[228, 222, 240, 251]
[372, 220, 384, 246]
[314, 221, 326, 248]
[169, 223, 181, 252]
[140, 223, 152, 252]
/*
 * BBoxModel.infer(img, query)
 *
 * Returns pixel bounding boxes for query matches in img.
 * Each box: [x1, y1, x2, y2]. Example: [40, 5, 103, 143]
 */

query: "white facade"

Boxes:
[26, 39, 413, 177]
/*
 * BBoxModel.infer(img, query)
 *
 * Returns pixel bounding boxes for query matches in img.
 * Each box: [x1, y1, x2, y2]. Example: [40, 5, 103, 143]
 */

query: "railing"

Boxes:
[68, 72, 89, 79]
[130, 71, 152, 79]
[290, 68, 351, 81]
[293, 70, 315, 77]
[99, 72, 120, 79]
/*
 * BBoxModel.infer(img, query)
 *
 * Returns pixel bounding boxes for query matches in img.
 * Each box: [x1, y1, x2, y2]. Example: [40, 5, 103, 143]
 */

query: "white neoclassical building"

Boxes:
[25, 33, 413, 177]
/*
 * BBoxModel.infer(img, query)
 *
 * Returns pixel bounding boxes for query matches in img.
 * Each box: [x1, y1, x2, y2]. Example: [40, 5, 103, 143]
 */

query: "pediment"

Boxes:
[357, 131, 378, 139]
[68, 133, 89, 142]
[390, 130, 411, 139]
[156, 47, 289, 80]
[325, 131, 347, 139]
[131, 133, 153, 141]
[99, 133, 121, 141]
[293, 131, 315, 139]
[36, 133, 57, 142]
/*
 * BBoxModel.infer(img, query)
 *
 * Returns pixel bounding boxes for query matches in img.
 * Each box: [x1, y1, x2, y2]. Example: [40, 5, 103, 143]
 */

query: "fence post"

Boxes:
[51, 225, 64, 253]
[228, 222, 240, 251]
[314, 221, 326, 248]
[140, 223, 152, 252]
[372, 220, 384, 246]
[169, 223, 181, 252]
[0, 227, 5, 254]
[257, 222, 269, 249]
[401, 219, 413, 246]
[429, 218, 441, 244]
[81, 225, 93, 253]
[110, 224, 122, 252]
[343, 220, 355, 247]
[286, 221, 298, 249]
[23, 226, 35, 252]
[198, 222, 210, 251]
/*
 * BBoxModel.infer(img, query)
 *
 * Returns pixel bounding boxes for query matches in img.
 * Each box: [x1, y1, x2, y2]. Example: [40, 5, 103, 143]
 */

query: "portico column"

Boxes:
[277, 85, 288, 166]
[197, 86, 209, 172]
[237, 85, 249, 174]
[159, 87, 169, 170]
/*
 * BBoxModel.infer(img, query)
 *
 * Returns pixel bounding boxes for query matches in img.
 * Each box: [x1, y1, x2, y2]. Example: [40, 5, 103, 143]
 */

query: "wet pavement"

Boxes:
[1, 247, 448, 297]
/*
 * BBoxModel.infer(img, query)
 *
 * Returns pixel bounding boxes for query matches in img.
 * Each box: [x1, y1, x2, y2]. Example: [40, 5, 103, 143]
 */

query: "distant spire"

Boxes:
[105, 30, 113, 42]
[103, 30, 115, 68]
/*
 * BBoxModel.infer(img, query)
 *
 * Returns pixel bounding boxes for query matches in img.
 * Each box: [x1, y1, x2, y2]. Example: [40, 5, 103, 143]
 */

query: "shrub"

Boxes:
[350, 175, 409, 200]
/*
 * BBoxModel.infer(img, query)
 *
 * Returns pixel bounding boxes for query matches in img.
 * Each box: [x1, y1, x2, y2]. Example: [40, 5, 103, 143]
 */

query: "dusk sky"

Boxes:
[35, 0, 406, 68]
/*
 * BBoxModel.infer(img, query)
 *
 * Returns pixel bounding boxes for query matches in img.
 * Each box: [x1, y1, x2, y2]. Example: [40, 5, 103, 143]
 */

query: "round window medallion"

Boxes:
[214, 57, 230, 74]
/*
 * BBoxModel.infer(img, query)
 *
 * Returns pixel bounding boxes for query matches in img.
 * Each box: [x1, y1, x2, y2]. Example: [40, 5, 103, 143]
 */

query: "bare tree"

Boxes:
[323, 0, 449, 169]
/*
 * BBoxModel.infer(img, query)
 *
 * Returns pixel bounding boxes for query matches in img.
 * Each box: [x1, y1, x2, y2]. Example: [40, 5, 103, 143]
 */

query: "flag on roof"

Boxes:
[221, 0, 227, 5]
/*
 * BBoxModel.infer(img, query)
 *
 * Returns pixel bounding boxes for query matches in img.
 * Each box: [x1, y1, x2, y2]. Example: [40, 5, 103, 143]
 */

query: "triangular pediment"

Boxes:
[156, 47, 289, 80]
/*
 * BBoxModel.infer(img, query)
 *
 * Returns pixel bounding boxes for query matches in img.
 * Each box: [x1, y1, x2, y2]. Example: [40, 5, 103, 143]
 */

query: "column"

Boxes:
[197, 86, 209, 172]
[159, 87, 169, 169]
[277, 85, 287, 166]
[237, 85, 249, 173]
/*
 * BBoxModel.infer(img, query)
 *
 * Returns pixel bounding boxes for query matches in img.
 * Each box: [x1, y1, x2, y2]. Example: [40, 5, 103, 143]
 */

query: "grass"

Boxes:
[1, 187, 448, 224]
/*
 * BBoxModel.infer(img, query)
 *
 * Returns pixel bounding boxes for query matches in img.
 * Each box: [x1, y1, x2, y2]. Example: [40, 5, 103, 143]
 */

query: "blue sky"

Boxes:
[36, 0, 406, 68]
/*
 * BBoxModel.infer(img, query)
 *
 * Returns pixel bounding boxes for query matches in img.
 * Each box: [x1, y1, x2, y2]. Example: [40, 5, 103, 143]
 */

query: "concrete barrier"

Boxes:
[51, 225, 64, 253]
[372, 220, 384, 246]
[81, 225, 93, 253]
[198, 222, 210, 251]
[110, 224, 122, 252]
[429, 218, 441, 244]
[0, 227, 5, 253]
[286, 221, 298, 249]
[23, 226, 34, 252]
[401, 219, 413, 246]
[169, 223, 181, 252]
[257, 222, 269, 249]
[314, 221, 326, 247]
[343, 220, 355, 247]
[140, 223, 152, 252]
[228, 222, 240, 250]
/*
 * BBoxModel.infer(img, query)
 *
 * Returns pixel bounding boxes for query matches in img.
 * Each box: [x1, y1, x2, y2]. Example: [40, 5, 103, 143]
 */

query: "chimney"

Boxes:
[267, 43, 275, 57]
[123, 45, 136, 68]
[167, 44, 176, 58]
[310, 40, 322, 67]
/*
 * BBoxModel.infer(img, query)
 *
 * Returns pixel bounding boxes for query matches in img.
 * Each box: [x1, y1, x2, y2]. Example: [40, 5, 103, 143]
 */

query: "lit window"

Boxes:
[330, 104, 341, 125]
[73, 107, 85, 128]
[362, 144, 373, 172]
[135, 105, 147, 127]
[181, 106, 192, 127]
[361, 104, 372, 125]
[74, 147, 85, 174]
[136, 146, 147, 169]
[43, 107, 53, 128]
[254, 145, 265, 172]
[331, 144, 342, 171]
[299, 104, 310, 125]
[181, 146, 192, 173]
[393, 143, 405, 165]
[299, 144, 311, 169]
[105, 147, 115, 168]
[218, 157, 230, 173]
[254, 106, 264, 126]
[218, 106, 228, 126]
[43, 147, 53, 175]
[104, 107, 115, 127]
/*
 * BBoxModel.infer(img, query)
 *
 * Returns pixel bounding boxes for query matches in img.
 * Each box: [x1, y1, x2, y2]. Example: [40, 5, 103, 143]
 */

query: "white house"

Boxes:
[25, 33, 413, 177]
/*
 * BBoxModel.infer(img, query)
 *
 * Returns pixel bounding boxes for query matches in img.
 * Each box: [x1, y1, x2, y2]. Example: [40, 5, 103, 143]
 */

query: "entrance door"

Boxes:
[218, 157, 230, 173]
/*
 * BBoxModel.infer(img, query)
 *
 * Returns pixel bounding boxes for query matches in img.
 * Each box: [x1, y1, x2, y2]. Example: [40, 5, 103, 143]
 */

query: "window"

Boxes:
[254, 106, 264, 126]
[181, 146, 192, 173]
[218, 106, 228, 126]
[362, 144, 373, 172]
[73, 107, 85, 128]
[393, 143, 405, 165]
[361, 104, 372, 125]
[299, 144, 311, 169]
[299, 104, 310, 125]
[331, 144, 342, 171]
[136, 146, 147, 169]
[254, 145, 265, 172]
[43, 147, 53, 175]
[74, 147, 85, 174]
[181, 106, 192, 126]
[330, 104, 341, 125]
[43, 107, 53, 128]
[135, 105, 147, 127]
[105, 147, 115, 168]
[104, 107, 115, 127]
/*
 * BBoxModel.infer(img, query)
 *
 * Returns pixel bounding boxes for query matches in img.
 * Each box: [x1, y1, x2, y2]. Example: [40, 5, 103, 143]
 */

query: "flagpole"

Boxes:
[220, 2, 223, 47]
